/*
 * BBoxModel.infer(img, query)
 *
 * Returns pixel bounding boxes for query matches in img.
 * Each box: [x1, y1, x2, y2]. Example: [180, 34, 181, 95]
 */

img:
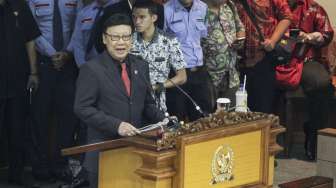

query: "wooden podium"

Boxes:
[62, 112, 285, 188]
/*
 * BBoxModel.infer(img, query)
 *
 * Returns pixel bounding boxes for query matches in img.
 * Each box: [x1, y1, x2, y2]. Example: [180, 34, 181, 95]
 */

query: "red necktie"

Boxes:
[121, 63, 131, 96]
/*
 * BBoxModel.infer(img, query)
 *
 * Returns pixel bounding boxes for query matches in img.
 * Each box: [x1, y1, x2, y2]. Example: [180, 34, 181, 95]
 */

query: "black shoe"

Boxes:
[58, 178, 90, 188]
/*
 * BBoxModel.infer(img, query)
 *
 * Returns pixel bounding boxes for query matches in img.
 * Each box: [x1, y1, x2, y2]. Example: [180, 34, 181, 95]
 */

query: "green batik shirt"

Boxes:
[202, 1, 244, 88]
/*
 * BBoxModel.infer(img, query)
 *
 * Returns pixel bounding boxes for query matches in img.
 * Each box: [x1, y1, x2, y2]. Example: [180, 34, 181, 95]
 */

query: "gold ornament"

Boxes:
[210, 145, 234, 185]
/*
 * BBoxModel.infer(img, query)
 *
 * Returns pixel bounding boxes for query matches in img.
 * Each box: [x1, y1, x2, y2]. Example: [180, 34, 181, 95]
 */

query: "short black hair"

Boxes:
[102, 13, 134, 33]
[133, 0, 158, 15]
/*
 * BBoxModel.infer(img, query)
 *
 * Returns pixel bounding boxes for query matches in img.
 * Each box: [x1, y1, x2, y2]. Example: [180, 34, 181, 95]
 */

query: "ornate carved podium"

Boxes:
[62, 112, 285, 188]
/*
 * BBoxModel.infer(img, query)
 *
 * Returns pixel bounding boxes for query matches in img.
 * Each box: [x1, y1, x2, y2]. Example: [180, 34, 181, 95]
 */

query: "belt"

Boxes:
[187, 66, 206, 72]
[37, 53, 52, 65]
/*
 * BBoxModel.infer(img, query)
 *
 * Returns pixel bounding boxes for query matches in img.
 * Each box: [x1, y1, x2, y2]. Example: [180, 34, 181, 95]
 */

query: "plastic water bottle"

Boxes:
[235, 84, 248, 112]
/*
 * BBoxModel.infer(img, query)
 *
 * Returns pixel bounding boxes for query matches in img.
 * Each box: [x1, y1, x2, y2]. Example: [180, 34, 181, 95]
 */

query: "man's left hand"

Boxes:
[26, 74, 39, 90]
[261, 39, 276, 52]
[51, 51, 71, 70]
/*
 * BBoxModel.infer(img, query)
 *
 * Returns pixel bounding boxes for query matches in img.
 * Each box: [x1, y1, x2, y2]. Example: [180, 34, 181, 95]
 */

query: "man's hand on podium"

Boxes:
[118, 122, 140, 137]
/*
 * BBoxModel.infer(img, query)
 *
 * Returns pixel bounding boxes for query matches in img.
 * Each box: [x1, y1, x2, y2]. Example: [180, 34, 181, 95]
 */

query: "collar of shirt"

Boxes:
[173, 0, 201, 12]
[135, 27, 160, 46]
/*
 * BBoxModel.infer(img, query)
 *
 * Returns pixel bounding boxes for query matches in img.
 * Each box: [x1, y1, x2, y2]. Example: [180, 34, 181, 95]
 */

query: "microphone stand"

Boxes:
[145, 61, 207, 118]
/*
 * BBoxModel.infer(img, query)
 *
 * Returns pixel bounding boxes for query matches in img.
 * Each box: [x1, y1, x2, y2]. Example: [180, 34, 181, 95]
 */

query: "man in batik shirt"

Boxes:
[202, 0, 245, 109]
[286, 0, 334, 160]
[131, 0, 186, 112]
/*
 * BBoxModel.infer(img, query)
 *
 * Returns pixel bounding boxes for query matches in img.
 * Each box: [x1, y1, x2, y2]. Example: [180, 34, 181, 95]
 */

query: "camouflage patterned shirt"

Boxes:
[202, 1, 244, 88]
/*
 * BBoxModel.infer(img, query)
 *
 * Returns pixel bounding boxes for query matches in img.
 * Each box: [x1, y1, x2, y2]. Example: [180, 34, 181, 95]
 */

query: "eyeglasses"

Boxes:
[104, 33, 132, 41]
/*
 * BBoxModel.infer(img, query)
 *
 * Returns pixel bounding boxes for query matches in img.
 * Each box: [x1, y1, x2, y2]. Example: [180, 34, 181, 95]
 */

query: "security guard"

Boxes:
[0, 0, 40, 185]
[27, 0, 81, 181]
[71, 0, 120, 67]
[164, 0, 211, 121]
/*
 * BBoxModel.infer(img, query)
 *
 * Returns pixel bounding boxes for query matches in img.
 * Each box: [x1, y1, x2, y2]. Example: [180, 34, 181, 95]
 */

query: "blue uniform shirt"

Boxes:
[70, 0, 119, 67]
[164, 0, 208, 68]
[28, 0, 82, 57]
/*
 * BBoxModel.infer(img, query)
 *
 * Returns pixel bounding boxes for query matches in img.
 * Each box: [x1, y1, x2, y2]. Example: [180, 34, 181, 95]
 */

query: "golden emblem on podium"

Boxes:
[210, 145, 234, 185]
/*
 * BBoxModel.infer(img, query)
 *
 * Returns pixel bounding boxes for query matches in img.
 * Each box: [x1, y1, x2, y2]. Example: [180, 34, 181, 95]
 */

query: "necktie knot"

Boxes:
[121, 63, 126, 70]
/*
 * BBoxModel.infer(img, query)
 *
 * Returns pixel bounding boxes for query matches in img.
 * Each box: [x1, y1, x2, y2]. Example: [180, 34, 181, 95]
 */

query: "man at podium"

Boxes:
[74, 13, 165, 187]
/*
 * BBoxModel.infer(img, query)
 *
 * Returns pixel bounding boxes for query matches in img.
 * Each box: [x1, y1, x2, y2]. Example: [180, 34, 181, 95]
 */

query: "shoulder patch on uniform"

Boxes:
[81, 18, 93, 23]
[35, 3, 50, 8]
[171, 19, 183, 24]
[65, 2, 77, 7]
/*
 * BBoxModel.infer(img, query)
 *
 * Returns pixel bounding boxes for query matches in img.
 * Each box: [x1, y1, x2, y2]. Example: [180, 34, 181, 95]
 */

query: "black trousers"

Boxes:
[0, 96, 28, 178]
[166, 67, 212, 122]
[304, 84, 334, 153]
[240, 56, 276, 113]
[31, 59, 79, 175]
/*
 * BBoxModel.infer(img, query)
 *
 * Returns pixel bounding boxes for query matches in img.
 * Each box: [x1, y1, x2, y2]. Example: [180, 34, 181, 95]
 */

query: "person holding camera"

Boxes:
[235, 0, 292, 113]
[286, 0, 334, 160]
